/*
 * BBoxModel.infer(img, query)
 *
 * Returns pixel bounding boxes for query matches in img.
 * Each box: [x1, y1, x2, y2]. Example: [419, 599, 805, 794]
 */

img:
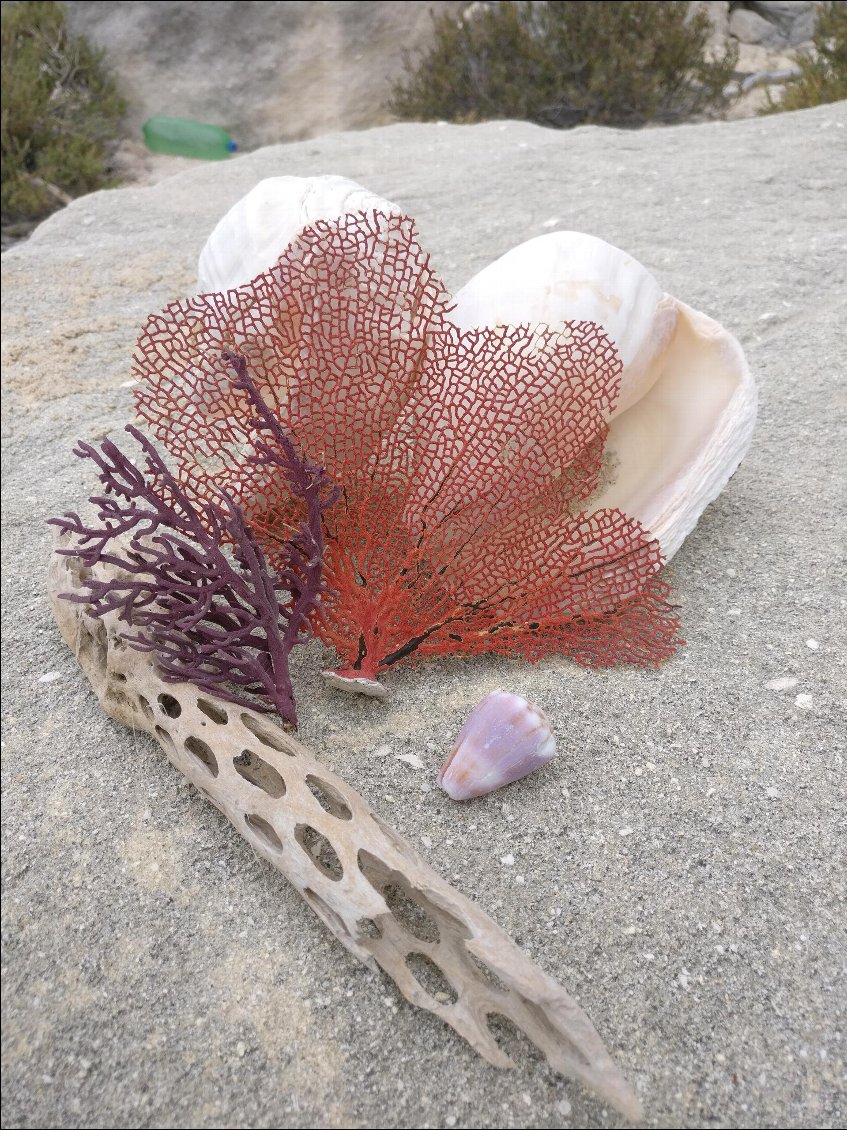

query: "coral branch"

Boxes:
[133, 209, 683, 691]
[48, 365, 337, 724]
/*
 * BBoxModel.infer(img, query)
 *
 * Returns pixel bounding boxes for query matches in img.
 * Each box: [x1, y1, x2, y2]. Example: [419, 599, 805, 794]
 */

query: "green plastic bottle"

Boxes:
[142, 116, 237, 160]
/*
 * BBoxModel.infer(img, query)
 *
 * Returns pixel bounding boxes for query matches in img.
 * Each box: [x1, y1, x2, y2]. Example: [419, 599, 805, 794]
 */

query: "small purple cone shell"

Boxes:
[438, 690, 556, 801]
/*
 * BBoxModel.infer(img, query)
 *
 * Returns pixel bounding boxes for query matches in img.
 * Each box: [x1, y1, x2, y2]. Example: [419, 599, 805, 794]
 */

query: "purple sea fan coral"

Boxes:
[48, 361, 337, 725]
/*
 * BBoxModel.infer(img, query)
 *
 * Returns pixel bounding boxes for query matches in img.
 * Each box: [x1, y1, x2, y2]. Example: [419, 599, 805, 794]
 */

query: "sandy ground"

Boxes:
[2, 106, 845, 1129]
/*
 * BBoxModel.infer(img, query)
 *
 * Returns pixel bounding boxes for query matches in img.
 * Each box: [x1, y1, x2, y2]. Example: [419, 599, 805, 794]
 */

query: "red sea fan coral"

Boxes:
[134, 209, 682, 692]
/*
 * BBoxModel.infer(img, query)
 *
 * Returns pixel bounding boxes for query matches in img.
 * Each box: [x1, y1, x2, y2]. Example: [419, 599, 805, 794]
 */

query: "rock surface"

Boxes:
[65, 0, 465, 150]
[2, 106, 846, 1129]
[729, 5, 787, 46]
[62, 0, 825, 149]
[749, 0, 820, 44]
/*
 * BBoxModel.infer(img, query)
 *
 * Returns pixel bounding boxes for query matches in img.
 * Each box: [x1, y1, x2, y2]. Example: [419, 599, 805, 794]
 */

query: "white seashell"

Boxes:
[322, 668, 388, 701]
[452, 230, 679, 418]
[197, 175, 402, 293]
[197, 177, 756, 561]
[438, 691, 556, 801]
[452, 231, 757, 560]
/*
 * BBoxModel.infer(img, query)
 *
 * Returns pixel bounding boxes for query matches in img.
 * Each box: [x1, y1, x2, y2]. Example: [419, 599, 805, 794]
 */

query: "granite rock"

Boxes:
[749, 0, 821, 45]
[729, 5, 789, 45]
[64, 0, 465, 150]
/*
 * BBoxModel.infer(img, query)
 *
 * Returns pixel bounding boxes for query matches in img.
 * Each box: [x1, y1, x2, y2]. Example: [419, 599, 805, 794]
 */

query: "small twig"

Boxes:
[723, 67, 802, 96]
[21, 172, 73, 207]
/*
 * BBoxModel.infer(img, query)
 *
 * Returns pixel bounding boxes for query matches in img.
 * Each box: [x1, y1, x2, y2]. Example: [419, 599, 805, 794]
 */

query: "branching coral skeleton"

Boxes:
[49, 360, 337, 725]
[133, 208, 683, 700]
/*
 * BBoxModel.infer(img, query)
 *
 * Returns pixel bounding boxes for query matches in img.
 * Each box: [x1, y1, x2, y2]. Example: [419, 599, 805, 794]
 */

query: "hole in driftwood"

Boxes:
[245, 813, 283, 851]
[158, 693, 182, 718]
[516, 992, 591, 1067]
[184, 736, 218, 777]
[357, 851, 440, 944]
[113, 672, 127, 683]
[154, 726, 177, 756]
[303, 887, 350, 939]
[383, 883, 441, 943]
[197, 698, 228, 724]
[78, 619, 107, 670]
[468, 951, 509, 994]
[241, 712, 295, 754]
[306, 774, 352, 820]
[105, 688, 134, 716]
[296, 824, 343, 881]
[405, 953, 457, 1005]
[357, 917, 383, 940]
[233, 750, 285, 797]
[137, 695, 154, 721]
[486, 1013, 547, 1071]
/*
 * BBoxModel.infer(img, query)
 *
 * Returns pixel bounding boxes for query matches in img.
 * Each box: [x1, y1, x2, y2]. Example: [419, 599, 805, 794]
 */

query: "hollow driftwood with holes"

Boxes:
[47, 533, 642, 1121]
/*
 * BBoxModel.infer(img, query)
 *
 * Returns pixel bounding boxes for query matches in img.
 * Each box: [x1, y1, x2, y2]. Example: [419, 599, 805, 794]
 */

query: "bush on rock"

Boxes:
[388, 1, 738, 129]
[1, 1, 126, 228]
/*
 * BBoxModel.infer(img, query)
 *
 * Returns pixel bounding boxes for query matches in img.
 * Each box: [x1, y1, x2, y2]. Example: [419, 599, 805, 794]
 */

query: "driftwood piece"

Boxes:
[47, 535, 643, 1121]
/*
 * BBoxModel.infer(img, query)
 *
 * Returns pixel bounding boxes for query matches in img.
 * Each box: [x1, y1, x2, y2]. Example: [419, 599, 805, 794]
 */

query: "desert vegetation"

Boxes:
[1, 1, 125, 230]
[762, 1, 847, 113]
[388, 1, 740, 129]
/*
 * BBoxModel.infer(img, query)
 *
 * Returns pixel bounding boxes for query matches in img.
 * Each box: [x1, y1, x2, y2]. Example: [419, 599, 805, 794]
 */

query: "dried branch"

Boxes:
[47, 540, 644, 1122]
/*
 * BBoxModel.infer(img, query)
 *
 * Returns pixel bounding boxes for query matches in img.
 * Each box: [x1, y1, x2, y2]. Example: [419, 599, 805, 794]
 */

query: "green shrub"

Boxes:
[762, 1, 847, 113]
[1, 1, 126, 227]
[388, 1, 738, 129]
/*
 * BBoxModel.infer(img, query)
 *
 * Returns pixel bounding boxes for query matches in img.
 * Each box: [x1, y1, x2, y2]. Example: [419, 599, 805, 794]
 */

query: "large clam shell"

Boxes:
[196, 175, 756, 561]
[452, 232, 757, 559]
[198, 174, 401, 293]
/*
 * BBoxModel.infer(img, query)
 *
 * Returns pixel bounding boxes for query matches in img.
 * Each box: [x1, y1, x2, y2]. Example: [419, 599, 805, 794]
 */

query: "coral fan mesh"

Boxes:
[134, 210, 681, 678]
